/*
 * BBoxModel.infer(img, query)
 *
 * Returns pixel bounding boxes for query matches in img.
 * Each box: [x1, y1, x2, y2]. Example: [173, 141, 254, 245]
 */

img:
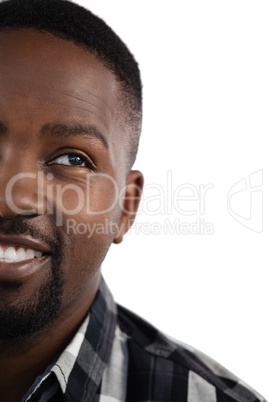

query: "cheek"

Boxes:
[52, 202, 120, 294]
[58, 213, 114, 299]
[60, 188, 82, 212]
[45, 174, 120, 219]
[40, 175, 121, 292]
[85, 174, 120, 214]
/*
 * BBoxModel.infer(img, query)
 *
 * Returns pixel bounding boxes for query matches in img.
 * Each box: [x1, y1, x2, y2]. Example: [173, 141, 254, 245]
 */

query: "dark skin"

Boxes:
[0, 29, 143, 401]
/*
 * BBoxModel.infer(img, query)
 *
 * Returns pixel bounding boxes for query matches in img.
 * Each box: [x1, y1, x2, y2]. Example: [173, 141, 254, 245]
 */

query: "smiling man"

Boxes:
[0, 1, 266, 402]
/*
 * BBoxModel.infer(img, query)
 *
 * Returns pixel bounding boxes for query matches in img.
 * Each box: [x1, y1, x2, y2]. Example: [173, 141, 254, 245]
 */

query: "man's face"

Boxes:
[0, 29, 134, 338]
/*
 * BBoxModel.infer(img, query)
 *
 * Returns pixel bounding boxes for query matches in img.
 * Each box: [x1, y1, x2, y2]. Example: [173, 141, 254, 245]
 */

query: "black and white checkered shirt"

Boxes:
[22, 277, 266, 402]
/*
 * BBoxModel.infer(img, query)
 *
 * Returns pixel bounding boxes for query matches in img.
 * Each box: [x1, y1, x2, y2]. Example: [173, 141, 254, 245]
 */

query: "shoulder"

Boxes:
[117, 304, 266, 402]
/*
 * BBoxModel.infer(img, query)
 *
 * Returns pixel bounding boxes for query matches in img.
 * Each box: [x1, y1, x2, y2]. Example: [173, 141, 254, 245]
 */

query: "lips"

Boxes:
[0, 233, 51, 280]
[0, 233, 51, 253]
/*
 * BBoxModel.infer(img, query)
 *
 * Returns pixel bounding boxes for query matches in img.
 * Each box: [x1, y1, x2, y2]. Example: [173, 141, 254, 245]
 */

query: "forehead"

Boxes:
[0, 28, 127, 175]
[0, 28, 119, 135]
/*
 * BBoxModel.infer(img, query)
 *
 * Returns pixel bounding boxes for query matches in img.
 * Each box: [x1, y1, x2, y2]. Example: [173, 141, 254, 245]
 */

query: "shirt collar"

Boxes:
[49, 276, 117, 402]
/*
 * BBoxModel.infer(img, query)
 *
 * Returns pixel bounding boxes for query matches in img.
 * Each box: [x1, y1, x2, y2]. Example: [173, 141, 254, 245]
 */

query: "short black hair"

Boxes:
[0, 0, 142, 169]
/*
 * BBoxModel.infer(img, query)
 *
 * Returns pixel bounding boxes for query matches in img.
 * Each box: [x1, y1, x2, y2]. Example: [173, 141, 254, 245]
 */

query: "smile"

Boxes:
[0, 245, 44, 263]
[0, 234, 51, 281]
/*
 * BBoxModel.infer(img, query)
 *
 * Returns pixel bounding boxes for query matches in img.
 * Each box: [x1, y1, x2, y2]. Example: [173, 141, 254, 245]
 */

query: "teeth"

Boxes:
[35, 251, 42, 258]
[4, 247, 16, 260]
[17, 247, 26, 260]
[0, 245, 44, 263]
[26, 249, 35, 260]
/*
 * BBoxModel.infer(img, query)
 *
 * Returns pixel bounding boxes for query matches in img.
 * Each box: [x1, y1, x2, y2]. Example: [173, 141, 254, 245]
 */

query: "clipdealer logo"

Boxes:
[1, 169, 264, 236]
[227, 170, 263, 233]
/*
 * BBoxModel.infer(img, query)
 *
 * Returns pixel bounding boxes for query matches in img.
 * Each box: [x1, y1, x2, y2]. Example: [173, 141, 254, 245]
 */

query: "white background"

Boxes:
[77, 1, 267, 398]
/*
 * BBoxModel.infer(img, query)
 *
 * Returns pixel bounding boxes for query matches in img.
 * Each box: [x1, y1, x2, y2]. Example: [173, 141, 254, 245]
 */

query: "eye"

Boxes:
[53, 153, 87, 167]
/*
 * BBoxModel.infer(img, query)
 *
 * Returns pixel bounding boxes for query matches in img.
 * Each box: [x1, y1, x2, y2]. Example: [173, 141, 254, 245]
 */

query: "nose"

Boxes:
[0, 170, 47, 219]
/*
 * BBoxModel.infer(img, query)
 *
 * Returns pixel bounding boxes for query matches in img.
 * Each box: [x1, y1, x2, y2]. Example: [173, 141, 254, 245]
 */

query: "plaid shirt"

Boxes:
[22, 277, 266, 402]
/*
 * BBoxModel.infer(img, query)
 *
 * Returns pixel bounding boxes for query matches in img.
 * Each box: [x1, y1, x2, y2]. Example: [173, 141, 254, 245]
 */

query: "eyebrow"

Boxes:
[40, 123, 108, 149]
